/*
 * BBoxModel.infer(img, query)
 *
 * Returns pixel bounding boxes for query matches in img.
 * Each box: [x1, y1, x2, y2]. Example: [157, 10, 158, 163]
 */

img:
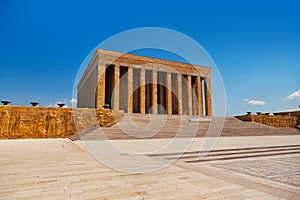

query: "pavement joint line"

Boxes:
[165, 146, 300, 160]
[172, 161, 300, 199]
[185, 150, 300, 163]
[147, 144, 300, 157]
[2, 135, 300, 199]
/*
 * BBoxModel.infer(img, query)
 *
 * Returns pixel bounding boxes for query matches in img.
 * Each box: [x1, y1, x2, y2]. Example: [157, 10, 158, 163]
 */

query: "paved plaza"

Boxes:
[1, 135, 300, 199]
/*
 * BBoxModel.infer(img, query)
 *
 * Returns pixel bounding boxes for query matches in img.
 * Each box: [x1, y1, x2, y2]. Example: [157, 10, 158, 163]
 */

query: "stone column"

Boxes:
[127, 67, 133, 113]
[97, 62, 106, 109]
[205, 77, 213, 116]
[152, 70, 158, 114]
[166, 72, 172, 114]
[187, 75, 193, 115]
[91, 75, 93, 107]
[88, 76, 91, 107]
[86, 78, 89, 107]
[196, 76, 203, 116]
[177, 74, 182, 115]
[158, 81, 164, 114]
[140, 68, 146, 114]
[113, 64, 120, 110]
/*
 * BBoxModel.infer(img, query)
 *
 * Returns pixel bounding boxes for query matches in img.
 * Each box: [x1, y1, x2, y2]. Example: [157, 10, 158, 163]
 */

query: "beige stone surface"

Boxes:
[96, 63, 106, 109]
[187, 75, 193, 115]
[166, 72, 172, 115]
[113, 64, 120, 110]
[177, 74, 183, 115]
[151, 71, 158, 114]
[1, 135, 300, 199]
[140, 68, 146, 114]
[127, 67, 133, 114]
[196, 76, 203, 116]
[204, 77, 212, 116]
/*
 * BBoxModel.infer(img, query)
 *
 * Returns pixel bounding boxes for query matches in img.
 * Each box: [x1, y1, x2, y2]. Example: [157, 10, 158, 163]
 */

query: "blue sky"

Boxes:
[0, 0, 299, 116]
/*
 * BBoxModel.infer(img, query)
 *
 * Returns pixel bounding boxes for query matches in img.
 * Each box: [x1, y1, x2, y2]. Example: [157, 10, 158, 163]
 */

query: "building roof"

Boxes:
[95, 48, 211, 75]
[78, 48, 212, 89]
[274, 107, 300, 114]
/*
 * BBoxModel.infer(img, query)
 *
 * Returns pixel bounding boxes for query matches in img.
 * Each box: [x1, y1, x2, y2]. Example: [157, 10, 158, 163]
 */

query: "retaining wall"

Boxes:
[235, 114, 298, 128]
[0, 106, 124, 139]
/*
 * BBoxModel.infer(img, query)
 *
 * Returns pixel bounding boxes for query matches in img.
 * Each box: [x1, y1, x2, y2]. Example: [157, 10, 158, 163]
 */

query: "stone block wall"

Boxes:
[236, 114, 298, 128]
[0, 106, 124, 139]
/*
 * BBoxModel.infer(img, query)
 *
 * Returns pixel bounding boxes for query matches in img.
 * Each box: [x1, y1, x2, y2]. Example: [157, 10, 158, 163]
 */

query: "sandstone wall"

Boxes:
[236, 114, 298, 128]
[0, 106, 124, 139]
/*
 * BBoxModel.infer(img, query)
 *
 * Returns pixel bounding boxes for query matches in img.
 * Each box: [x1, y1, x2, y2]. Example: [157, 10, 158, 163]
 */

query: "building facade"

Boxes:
[77, 49, 212, 116]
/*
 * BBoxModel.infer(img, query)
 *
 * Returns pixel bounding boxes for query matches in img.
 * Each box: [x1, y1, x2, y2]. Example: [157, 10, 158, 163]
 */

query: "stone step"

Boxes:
[185, 149, 300, 163]
[147, 144, 300, 157]
[165, 145, 300, 160]
[69, 114, 299, 141]
[68, 126, 99, 141]
[147, 144, 300, 163]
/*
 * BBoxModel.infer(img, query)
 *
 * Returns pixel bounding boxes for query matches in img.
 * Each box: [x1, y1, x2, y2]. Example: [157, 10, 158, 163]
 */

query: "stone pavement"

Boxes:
[1, 135, 300, 199]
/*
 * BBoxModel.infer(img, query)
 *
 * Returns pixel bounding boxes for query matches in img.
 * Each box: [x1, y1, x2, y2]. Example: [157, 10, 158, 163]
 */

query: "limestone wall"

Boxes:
[236, 114, 298, 128]
[0, 106, 124, 139]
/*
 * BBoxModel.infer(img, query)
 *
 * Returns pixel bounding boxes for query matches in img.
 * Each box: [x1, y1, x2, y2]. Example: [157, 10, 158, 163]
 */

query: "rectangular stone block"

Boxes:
[166, 72, 172, 114]
[205, 77, 212, 116]
[113, 64, 120, 110]
[196, 76, 203, 116]
[187, 75, 193, 115]
[177, 74, 182, 115]
[97, 63, 106, 109]
[152, 70, 158, 114]
[128, 67, 133, 113]
[140, 68, 146, 114]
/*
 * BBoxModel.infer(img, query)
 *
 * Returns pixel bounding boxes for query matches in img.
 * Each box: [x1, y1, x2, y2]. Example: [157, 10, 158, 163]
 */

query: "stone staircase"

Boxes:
[148, 144, 300, 163]
[221, 117, 299, 136]
[69, 114, 299, 141]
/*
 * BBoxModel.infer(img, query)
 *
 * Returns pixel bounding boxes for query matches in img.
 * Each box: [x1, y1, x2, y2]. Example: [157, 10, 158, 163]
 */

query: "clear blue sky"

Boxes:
[1, 0, 299, 116]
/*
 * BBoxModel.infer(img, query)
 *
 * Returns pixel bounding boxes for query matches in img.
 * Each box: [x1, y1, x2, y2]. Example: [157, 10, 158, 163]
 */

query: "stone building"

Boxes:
[236, 106, 300, 129]
[274, 106, 300, 127]
[77, 49, 212, 116]
[274, 106, 300, 118]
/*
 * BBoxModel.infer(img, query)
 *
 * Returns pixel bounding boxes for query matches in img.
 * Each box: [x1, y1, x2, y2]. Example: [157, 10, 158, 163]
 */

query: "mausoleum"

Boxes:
[77, 49, 212, 116]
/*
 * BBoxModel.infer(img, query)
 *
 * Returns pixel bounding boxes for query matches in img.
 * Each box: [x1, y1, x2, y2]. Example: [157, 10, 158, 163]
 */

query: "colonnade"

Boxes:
[96, 64, 212, 116]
